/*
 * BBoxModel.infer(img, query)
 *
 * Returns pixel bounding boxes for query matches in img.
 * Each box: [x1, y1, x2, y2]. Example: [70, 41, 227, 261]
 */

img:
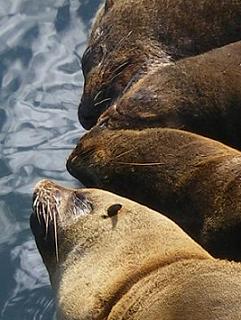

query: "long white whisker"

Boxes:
[53, 212, 59, 262]
[33, 195, 39, 207]
[94, 90, 103, 102]
[94, 98, 111, 107]
[45, 212, 49, 238]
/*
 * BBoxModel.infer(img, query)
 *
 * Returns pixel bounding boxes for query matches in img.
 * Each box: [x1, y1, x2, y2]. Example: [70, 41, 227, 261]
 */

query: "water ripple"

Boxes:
[0, 0, 101, 318]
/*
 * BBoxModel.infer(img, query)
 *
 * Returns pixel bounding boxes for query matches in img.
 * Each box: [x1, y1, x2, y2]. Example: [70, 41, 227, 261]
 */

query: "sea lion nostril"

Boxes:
[107, 204, 122, 217]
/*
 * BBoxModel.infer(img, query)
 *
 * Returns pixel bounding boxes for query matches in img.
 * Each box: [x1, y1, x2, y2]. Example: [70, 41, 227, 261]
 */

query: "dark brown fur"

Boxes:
[67, 127, 241, 261]
[98, 41, 241, 149]
[79, 0, 241, 129]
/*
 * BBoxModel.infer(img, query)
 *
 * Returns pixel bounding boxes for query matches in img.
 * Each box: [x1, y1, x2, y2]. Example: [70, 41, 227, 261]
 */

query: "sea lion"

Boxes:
[79, 0, 241, 129]
[31, 180, 241, 320]
[67, 127, 241, 261]
[97, 40, 241, 149]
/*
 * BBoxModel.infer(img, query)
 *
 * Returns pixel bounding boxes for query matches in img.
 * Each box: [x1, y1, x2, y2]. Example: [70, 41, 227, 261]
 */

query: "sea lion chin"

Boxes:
[31, 180, 241, 320]
[78, 0, 241, 129]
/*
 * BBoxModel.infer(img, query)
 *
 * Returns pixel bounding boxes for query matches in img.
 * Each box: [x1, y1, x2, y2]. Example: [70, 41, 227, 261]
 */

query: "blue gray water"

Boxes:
[0, 0, 100, 318]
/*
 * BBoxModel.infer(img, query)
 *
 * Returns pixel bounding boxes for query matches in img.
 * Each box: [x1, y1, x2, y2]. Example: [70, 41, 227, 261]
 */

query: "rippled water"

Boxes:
[0, 0, 100, 318]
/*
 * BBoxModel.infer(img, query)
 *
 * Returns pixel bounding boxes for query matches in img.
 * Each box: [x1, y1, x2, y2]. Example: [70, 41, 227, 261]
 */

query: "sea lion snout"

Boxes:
[78, 91, 112, 130]
[32, 180, 93, 225]
[78, 100, 98, 130]
[31, 180, 93, 263]
[30, 180, 64, 263]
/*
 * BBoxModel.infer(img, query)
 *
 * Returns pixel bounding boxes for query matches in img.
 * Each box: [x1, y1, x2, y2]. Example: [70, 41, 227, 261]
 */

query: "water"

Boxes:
[0, 0, 101, 318]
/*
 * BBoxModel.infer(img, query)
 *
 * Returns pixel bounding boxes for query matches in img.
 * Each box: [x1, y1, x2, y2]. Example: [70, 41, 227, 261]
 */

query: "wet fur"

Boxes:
[31, 181, 241, 320]
[79, 0, 241, 129]
[98, 41, 241, 149]
[67, 127, 241, 261]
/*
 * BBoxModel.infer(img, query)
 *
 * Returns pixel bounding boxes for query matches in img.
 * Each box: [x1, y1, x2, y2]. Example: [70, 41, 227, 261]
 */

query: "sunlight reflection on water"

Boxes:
[0, 0, 101, 318]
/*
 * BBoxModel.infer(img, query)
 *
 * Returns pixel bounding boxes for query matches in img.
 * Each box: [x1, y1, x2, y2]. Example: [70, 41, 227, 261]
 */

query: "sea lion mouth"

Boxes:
[78, 94, 112, 130]
[66, 152, 101, 187]
[79, 58, 137, 130]
[30, 180, 93, 261]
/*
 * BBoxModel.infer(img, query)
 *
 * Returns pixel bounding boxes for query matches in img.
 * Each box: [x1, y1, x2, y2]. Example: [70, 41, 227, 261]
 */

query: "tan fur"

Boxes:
[67, 127, 241, 261]
[78, 0, 241, 129]
[31, 181, 241, 320]
[98, 40, 241, 149]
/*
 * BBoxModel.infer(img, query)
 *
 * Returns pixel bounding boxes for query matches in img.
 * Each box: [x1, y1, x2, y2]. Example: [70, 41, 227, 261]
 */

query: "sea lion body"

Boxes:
[31, 180, 241, 319]
[79, 0, 241, 129]
[67, 127, 241, 261]
[98, 40, 241, 149]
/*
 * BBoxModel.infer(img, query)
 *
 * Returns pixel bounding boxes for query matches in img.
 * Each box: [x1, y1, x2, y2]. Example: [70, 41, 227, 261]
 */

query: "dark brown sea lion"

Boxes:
[79, 0, 241, 129]
[67, 127, 241, 261]
[97, 40, 241, 149]
[30, 180, 241, 320]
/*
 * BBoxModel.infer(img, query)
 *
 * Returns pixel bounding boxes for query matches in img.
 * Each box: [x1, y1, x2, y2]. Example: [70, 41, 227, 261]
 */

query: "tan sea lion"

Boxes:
[79, 0, 241, 129]
[97, 40, 241, 149]
[67, 127, 241, 261]
[30, 180, 241, 320]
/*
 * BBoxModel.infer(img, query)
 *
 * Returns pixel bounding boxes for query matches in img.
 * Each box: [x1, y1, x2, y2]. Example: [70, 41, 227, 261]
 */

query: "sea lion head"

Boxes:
[30, 180, 93, 278]
[30, 179, 210, 319]
[66, 127, 131, 190]
[79, 45, 141, 130]
[78, 1, 165, 129]
[30, 180, 130, 289]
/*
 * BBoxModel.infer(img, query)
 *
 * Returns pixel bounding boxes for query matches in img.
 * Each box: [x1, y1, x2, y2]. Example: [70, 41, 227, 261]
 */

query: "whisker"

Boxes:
[49, 204, 53, 222]
[47, 200, 51, 217]
[94, 98, 112, 107]
[111, 60, 132, 75]
[33, 195, 39, 208]
[43, 211, 48, 226]
[41, 203, 46, 219]
[102, 31, 133, 65]
[107, 61, 133, 84]
[45, 212, 49, 239]
[109, 69, 129, 83]
[53, 211, 59, 262]
[112, 161, 165, 166]
[72, 148, 95, 164]
[36, 203, 41, 225]
[114, 148, 135, 159]
[55, 205, 62, 223]
[94, 90, 103, 102]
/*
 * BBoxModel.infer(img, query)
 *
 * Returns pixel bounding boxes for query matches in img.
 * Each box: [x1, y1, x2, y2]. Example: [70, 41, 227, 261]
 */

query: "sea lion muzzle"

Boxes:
[30, 180, 93, 262]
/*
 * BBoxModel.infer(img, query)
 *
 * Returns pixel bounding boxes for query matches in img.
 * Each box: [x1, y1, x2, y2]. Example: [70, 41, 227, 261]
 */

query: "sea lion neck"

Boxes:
[56, 193, 210, 319]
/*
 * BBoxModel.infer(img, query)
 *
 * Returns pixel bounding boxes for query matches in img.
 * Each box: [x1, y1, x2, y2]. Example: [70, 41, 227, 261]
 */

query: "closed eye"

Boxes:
[72, 192, 93, 216]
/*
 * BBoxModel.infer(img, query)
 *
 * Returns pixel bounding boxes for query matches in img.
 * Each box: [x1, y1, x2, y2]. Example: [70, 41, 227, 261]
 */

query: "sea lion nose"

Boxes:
[33, 180, 64, 207]
[78, 98, 97, 130]
[66, 155, 77, 177]
[34, 179, 54, 192]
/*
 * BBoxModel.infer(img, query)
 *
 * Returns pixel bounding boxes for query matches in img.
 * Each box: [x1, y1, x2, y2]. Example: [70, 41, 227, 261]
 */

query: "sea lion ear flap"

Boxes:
[104, 0, 114, 12]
